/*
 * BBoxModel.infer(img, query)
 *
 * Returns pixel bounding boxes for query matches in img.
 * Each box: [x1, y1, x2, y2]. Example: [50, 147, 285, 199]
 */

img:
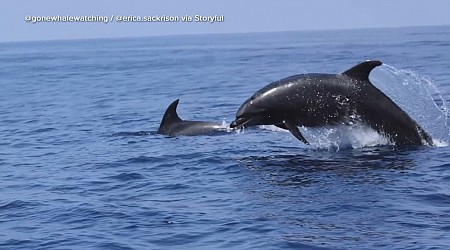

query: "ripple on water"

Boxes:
[106, 172, 145, 182]
[0, 200, 37, 211]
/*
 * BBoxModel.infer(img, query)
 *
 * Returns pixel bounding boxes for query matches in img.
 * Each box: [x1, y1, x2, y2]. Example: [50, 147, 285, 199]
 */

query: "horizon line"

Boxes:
[1, 24, 449, 45]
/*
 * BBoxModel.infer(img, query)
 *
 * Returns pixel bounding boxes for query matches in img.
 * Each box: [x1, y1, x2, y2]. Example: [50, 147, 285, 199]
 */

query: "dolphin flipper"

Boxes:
[274, 123, 288, 130]
[283, 120, 309, 145]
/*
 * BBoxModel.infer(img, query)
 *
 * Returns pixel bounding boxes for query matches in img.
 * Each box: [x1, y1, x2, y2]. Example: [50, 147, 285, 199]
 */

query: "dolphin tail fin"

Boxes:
[342, 60, 382, 81]
[283, 120, 309, 145]
[157, 99, 183, 133]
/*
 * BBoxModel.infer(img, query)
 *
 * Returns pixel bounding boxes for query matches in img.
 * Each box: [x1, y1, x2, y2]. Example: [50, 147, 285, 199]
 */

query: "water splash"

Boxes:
[112, 131, 155, 136]
[259, 123, 391, 150]
[371, 64, 450, 144]
[301, 123, 392, 150]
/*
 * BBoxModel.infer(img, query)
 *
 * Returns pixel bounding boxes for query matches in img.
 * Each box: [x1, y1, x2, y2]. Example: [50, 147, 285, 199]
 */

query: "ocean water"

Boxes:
[1, 26, 450, 249]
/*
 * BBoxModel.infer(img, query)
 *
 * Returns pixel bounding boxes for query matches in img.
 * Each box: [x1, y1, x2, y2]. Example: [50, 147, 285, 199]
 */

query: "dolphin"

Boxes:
[157, 99, 227, 136]
[230, 60, 433, 146]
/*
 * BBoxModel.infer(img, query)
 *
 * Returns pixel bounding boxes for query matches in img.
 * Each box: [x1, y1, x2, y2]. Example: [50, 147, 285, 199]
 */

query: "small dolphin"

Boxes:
[230, 60, 433, 146]
[157, 99, 227, 136]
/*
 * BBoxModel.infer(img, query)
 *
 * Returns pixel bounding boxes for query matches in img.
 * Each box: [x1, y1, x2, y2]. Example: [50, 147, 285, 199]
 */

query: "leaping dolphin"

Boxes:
[230, 60, 434, 146]
[157, 99, 228, 136]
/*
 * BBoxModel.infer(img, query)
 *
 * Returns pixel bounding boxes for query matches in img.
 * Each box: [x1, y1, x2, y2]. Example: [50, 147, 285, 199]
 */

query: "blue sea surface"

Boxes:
[1, 26, 450, 249]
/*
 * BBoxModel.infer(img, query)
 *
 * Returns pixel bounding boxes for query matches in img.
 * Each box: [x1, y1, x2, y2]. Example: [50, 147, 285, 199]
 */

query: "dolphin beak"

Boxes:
[230, 116, 258, 129]
[231, 104, 266, 129]
[230, 117, 246, 128]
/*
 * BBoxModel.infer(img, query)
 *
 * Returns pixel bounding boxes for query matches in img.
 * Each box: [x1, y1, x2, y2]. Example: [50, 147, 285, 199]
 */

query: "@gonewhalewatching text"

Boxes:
[24, 14, 225, 24]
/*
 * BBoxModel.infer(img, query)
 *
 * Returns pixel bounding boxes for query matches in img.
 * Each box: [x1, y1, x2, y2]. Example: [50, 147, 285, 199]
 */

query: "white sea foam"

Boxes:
[259, 122, 391, 150]
[302, 123, 392, 150]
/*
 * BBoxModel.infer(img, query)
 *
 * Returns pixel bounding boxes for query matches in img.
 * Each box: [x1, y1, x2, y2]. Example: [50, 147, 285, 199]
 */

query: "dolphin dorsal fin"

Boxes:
[158, 99, 182, 132]
[162, 99, 182, 123]
[342, 60, 382, 81]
